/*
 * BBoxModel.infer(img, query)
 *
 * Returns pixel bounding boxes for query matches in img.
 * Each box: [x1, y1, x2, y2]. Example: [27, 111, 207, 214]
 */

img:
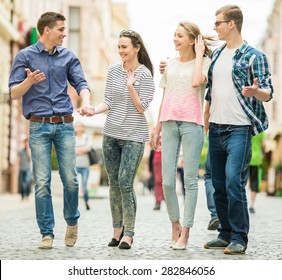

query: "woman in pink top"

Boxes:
[151, 21, 215, 250]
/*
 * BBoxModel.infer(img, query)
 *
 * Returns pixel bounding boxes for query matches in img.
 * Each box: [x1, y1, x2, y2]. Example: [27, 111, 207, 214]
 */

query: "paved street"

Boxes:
[0, 175, 282, 261]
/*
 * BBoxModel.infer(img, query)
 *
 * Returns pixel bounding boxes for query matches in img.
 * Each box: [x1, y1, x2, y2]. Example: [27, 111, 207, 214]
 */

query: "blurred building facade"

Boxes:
[260, 0, 282, 137]
[0, 0, 129, 193]
[0, 0, 25, 194]
[260, 0, 282, 195]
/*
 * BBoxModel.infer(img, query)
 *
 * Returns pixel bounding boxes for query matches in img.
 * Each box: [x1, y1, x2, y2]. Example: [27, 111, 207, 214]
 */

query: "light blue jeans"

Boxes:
[29, 121, 80, 238]
[103, 135, 144, 237]
[162, 121, 204, 228]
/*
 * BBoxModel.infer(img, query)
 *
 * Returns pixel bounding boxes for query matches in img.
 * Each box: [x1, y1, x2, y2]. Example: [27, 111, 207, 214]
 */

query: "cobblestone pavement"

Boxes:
[0, 176, 282, 261]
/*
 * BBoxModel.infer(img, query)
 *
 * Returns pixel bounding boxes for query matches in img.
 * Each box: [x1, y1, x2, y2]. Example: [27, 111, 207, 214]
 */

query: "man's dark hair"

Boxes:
[37, 12, 65, 35]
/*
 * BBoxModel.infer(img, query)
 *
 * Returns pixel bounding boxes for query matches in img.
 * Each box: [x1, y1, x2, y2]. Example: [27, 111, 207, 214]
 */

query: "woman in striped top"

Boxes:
[93, 30, 154, 249]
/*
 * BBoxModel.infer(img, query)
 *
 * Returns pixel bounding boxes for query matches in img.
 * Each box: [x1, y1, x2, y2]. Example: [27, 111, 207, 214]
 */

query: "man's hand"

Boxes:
[10, 68, 46, 100]
[78, 103, 95, 116]
[25, 68, 46, 85]
[159, 60, 167, 75]
[242, 78, 271, 101]
[78, 90, 95, 116]
[242, 78, 259, 98]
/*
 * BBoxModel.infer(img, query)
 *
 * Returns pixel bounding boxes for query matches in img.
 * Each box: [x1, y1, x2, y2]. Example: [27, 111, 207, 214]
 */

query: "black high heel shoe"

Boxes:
[119, 238, 133, 250]
[108, 227, 124, 247]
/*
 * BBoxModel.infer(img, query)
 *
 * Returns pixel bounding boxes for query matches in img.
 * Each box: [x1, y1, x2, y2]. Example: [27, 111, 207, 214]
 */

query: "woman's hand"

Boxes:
[194, 35, 205, 57]
[126, 69, 138, 87]
[159, 61, 167, 75]
[150, 128, 162, 152]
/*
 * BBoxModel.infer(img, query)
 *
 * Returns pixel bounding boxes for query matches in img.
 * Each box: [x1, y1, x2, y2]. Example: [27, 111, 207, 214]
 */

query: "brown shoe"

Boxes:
[65, 225, 78, 247]
[39, 236, 53, 249]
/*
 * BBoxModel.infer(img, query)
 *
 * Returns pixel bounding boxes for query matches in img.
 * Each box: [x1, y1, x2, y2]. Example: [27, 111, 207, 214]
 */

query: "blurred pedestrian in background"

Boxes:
[148, 147, 155, 193]
[150, 130, 164, 210]
[204, 5, 273, 255]
[177, 154, 185, 199]
[9, 12, 95, 249]
[17, 138, 32, 201]
[75, 122, 92, 211]
[248, 131, 266, 213]
[152, 21, 215, 250]
[204, 148, 219, 230]
[93, 29, 154, 249]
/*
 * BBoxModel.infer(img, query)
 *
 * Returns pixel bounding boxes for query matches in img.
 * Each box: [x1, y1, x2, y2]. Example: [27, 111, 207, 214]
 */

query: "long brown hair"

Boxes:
[119, 30, 154, 76]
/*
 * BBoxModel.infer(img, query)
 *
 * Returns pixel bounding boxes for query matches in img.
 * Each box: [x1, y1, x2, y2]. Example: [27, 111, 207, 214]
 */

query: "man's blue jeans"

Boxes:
[209, 123, 252, 247]
[29, 121, 80, 238]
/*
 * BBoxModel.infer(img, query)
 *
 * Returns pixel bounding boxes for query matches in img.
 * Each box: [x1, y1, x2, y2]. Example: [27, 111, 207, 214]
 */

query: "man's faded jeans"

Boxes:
[29, 121, 80, 238]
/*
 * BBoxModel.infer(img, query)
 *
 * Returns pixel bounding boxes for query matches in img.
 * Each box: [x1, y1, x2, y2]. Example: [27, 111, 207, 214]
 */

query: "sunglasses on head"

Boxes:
[120, 29, 138, 38]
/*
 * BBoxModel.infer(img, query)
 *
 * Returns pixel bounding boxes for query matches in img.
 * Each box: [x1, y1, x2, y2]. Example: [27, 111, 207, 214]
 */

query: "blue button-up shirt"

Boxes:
[9, 41, 90, 119]
[205, 41, 274, 135]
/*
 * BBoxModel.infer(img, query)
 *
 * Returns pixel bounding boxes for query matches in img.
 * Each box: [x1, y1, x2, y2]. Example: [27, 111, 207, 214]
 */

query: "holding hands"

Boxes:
[77, 89, 95, 116]
[78, 103, 95, 116]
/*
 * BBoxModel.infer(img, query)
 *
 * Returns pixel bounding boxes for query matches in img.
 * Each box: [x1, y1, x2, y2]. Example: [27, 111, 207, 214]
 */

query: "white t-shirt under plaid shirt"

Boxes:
[102, 62, 155, 142]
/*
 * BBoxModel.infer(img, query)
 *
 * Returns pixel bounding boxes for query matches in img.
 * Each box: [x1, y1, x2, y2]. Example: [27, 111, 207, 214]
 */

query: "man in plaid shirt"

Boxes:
[204, 4, 273, 254]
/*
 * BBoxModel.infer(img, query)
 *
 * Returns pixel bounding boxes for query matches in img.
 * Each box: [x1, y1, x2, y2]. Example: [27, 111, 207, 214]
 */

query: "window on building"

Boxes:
[68, 7, 81, 58]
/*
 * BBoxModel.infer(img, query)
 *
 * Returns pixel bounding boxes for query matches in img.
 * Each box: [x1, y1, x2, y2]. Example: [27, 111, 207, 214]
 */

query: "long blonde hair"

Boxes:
[179, 21, 218, 56]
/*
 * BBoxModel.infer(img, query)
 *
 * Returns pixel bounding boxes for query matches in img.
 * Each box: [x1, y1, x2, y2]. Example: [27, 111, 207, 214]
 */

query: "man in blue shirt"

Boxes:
[204, 5, 273, 254]
[9, 12, 95, 249]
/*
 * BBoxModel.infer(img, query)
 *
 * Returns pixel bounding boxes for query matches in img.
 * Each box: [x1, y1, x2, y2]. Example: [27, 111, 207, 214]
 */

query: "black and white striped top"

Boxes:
[102, 62, 155, 142]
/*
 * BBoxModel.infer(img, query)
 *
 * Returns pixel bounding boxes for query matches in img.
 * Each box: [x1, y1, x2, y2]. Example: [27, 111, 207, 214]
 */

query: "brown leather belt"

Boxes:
[30, 115, 73, 123]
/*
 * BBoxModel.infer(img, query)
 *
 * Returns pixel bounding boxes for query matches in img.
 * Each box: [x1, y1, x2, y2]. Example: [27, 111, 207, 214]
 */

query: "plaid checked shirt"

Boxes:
[205, 41, 274, 135]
